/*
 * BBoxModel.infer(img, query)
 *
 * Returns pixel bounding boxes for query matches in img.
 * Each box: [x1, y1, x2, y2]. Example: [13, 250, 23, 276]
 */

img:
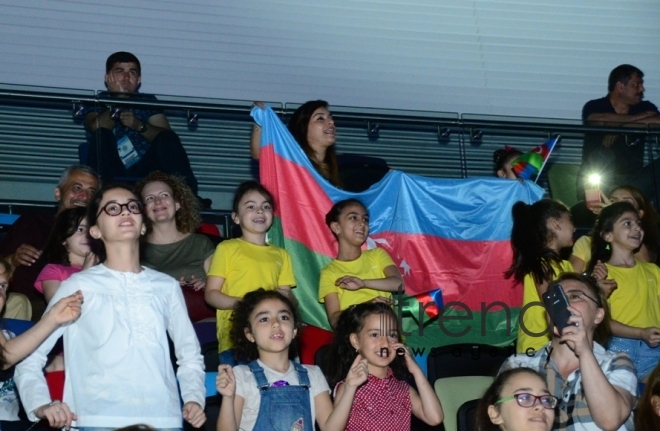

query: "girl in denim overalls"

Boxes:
[216, 289, 367, 431]
[325, 302, 444, 431]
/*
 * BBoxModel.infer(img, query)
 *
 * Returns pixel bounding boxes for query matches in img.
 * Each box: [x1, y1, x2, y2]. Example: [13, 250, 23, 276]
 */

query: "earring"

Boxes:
[605, 244, 611, 251]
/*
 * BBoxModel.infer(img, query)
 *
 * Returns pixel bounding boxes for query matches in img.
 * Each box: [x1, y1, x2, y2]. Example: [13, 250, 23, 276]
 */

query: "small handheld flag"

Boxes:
[511, 135, 561, 182]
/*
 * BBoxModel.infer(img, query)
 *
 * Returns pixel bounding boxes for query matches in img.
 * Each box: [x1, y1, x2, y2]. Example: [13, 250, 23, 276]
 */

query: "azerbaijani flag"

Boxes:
[511, 136, 560, 181]
[253, 106, 544, 349]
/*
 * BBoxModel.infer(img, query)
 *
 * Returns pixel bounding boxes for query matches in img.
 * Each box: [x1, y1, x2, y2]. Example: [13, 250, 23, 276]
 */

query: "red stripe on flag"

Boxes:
[370, 232, 522, 310]
[260, 144, 337, 258]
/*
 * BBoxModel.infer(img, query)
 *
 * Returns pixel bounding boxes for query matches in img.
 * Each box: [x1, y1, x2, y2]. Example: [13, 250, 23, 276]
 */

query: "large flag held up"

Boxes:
[252, 106, 544, 348]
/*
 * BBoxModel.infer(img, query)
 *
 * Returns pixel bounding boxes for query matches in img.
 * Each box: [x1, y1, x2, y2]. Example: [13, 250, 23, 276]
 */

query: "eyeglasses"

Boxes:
[565, 290, 601, 306]
[495, 393, 558, 409]
[97, 201, 143, 217]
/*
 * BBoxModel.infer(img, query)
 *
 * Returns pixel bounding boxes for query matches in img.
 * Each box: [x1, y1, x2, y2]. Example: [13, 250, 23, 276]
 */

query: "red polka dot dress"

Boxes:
[340, 368, 412, 431]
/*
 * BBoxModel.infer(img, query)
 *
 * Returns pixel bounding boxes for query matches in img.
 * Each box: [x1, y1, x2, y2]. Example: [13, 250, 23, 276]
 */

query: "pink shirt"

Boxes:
[34, 264, 82, 293]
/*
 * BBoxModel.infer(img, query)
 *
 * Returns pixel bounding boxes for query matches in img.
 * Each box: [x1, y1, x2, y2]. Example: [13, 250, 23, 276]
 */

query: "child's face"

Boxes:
[331, 203, 369, 246]
[245, 298, 296, 355]
[90, 188, 145, 243]
[606, 211, 643, 251]
[488, 372, 554, 431]
[549, 212, 574, 249]
[233, 190, 273, 236]
[497, 154, 519, 180]
[65, 218, 91, 260]
[350, 313, 399, 369]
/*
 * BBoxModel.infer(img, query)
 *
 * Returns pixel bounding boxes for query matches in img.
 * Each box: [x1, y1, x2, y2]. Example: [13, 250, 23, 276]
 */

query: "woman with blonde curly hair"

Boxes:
[136, 171, 216, 321]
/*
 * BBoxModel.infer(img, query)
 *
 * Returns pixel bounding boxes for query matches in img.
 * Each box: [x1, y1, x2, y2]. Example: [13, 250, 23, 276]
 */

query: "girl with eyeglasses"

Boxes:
[587, 201, 660, 382]
[500, 273, 636, 431]
[477, 368, 556, 431]
[14, 184, 206, 431]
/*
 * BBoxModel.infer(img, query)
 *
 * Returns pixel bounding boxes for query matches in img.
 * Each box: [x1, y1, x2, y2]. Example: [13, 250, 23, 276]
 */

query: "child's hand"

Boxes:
[335, 276, 365, 291]
[345, 354, 368, 388]
[591, 260, 608, 281]
[182, 401, 206, 428]
[82, 252, 98, 270]
[46, 291, 84, 325]
[391, 343, 421, 375]
[596, 278, 617, 297]
[216, 365, 236, 397]
[642, 327, 660, 347]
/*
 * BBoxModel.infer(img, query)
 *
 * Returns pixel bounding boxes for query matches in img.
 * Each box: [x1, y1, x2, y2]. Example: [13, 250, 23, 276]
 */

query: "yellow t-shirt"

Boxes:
[517, 260, 573, 354]
[571, 235, 592, 265]
[606, 261, 660, 328]
[318, 248, 396, 310]
[208, 238, 296, 351]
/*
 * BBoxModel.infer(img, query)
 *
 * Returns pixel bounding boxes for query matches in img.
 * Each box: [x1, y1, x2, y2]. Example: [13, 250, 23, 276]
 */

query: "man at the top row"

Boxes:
[582, 64, 660, 199]
[83, 51, 199, 196]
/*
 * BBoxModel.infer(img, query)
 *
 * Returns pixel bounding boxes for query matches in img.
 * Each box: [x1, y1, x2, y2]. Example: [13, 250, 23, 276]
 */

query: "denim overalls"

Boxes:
[248, 360, 314, 431]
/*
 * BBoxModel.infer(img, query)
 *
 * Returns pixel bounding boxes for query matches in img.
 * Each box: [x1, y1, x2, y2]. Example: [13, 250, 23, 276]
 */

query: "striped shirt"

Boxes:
[500, 342, 637, 431]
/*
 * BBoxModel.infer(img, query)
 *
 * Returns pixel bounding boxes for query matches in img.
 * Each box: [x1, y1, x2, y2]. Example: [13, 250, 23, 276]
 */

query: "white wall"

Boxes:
[0, 0, 659, 119]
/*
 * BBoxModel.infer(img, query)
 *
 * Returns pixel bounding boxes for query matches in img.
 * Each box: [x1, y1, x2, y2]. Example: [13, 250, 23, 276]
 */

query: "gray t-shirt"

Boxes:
[142, 233, 215, 282]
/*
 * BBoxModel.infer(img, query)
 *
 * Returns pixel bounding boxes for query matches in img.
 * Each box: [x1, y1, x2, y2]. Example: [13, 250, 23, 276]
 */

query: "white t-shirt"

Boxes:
[234, 360, 330, 431]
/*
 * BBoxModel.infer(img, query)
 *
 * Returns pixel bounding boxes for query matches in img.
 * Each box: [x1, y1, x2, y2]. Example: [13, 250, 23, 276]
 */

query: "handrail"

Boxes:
[2, 82, 660, 136]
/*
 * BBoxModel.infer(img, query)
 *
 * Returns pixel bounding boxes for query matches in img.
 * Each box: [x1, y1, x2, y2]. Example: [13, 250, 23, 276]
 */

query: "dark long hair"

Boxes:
[506, 199, 570, 284]
[42, 207, 88, 266]
[230, 289, 300, 363]
[288, 100, 341, 187]
[586, 202, 638, 274]
[636, 363, 660, 431]
[324, 302, 409, 389]
[476, 368, 547, 431]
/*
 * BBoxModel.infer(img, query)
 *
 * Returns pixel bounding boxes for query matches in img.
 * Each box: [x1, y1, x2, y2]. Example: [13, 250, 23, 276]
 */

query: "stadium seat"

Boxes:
[434, 375, 493, 431]
[427, 343, 511, 386]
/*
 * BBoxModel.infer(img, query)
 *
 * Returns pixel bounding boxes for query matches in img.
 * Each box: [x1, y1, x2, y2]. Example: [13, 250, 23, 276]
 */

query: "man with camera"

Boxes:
[501, 273, 636, 431]
[83, 51, 199, 196]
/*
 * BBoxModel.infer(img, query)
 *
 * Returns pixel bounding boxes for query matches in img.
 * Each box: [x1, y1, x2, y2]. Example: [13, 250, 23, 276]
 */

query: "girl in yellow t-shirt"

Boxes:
[570, 184, 659, 273]
[587, 201, 660, 382]
[205, 181, 296, 365]
[319, 199, 403, 328]
[506, 199, 575, 354]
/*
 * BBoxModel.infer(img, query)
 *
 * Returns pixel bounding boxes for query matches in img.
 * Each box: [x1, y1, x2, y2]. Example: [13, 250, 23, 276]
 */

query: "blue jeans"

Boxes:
[608, 336, 660, 380]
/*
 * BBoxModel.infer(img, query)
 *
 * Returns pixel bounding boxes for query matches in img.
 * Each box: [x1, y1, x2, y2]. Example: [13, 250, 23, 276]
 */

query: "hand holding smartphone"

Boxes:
[542, 284, 577, 334]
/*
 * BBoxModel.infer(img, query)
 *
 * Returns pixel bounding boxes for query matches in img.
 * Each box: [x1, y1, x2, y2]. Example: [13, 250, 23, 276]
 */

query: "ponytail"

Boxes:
[505, 199, 568, 284]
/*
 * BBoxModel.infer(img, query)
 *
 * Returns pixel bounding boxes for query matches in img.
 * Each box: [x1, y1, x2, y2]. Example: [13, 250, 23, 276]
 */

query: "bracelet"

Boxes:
[48, 400, 61, 406]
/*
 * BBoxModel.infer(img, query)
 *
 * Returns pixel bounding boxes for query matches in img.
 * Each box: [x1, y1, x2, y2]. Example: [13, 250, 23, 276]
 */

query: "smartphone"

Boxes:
[542, 284, 575, 333]
[585, 184, 600, 211]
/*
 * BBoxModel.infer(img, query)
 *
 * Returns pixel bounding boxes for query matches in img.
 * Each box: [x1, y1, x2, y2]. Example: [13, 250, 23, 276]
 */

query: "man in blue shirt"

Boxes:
[580, 64, 660, 200]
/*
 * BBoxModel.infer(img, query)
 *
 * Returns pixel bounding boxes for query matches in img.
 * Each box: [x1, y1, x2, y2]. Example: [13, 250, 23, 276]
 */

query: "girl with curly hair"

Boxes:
[324, 302, 443, 430]
[136, 171, 216, 321]
[216, 289, 365, 431]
